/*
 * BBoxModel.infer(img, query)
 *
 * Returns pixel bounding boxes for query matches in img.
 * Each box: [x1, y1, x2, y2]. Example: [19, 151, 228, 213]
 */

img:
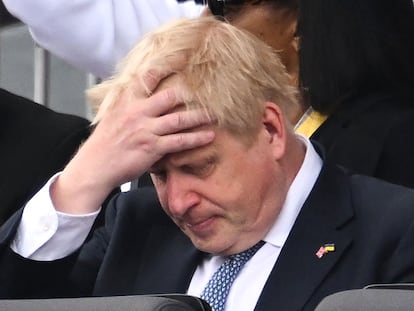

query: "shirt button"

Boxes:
[43, 225, 49, 232]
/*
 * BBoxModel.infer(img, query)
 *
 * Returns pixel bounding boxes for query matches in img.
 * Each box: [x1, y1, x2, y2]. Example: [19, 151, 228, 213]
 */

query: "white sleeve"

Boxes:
[10, 173, 100, 261]
[3, 0, 203, 78]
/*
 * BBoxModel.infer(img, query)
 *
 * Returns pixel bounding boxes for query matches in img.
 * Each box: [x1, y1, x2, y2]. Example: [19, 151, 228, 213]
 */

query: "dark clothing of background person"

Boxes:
[311, 90, 414, 188]
[0, 88, 91, 224]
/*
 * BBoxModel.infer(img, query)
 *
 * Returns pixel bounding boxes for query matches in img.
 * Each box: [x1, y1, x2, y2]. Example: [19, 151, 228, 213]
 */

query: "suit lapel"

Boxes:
[255, 164, 354, 311]
[132, 222, 204, 294]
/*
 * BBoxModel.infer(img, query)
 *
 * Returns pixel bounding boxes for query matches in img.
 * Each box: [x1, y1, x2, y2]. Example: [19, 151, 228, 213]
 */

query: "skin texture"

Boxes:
[51, 70, 216, 214]
[151, 78, 304, 255]
[151, 126, 287, 255]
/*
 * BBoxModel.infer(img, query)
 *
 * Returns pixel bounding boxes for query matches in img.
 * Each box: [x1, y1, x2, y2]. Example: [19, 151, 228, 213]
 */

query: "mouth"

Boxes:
[184, 216, 217, 236]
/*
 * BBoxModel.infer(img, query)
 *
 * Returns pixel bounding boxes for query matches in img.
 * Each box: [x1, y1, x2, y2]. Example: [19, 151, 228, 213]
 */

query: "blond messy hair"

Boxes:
[88, 17, 299, 141]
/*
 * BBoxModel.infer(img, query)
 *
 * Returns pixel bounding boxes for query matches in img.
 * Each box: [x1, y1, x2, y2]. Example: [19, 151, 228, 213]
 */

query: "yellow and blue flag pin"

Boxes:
[316, 243, 335, 258]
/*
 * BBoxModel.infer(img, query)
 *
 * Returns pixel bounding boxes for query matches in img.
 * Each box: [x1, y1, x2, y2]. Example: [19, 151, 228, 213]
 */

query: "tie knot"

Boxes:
[227, 240, 265, 265]
[200, 240, 265, 311]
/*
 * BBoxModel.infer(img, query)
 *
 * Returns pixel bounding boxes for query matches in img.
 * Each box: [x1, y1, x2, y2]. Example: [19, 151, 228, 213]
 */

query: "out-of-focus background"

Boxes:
[0, 16, 91, 119]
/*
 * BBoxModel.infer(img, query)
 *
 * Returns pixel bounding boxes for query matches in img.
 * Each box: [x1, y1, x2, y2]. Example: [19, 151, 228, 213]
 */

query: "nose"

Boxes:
[166, 174, 201, 218]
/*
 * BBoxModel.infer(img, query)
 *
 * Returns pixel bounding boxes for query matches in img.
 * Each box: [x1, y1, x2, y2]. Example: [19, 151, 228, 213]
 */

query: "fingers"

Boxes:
[156, 130, 216, 155]
[134, 62, 185, 98]
[123, 83, 182, 118]
[154, 109, 213, 136]
[127, 70, 170, 99]
[143, 87, 181, 116]
[138, 70, 166, 96]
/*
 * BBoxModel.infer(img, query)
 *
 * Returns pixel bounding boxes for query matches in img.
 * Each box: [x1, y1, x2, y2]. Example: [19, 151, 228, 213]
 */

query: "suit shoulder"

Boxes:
[105, 187, 171, 227]
[349, 174, 414, 218]
[1, 88, 89, 132]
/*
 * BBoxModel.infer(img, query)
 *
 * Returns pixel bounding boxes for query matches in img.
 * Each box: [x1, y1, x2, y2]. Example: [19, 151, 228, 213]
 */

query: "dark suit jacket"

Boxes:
[312, 90, 414, 188]
[0, 88, 91, 224]
[2, 162, 414, 311]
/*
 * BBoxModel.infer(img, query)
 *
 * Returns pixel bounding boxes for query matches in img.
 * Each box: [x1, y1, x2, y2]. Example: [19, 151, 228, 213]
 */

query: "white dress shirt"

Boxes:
[187, 136, 322, 310]
[11, 135, 322, 311]
[3, 0, 202, 78]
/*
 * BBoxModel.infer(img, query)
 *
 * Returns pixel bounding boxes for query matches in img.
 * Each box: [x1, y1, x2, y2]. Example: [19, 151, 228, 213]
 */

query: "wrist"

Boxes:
[50, 166, 112, 215]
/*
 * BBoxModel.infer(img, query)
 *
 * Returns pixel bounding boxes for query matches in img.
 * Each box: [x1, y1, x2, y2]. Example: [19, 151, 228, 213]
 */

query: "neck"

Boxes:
[283, 133, 307, 185]
[291, 100, 310, 126]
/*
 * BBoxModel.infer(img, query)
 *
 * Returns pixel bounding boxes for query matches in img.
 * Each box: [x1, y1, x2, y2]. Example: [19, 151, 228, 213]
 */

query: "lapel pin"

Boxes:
[316, 243, 335, 258]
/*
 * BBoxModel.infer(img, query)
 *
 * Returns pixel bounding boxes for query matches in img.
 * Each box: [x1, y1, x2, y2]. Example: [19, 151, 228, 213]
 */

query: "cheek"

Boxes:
[208, 163, 259, 212]
[154, 184, 169, 213]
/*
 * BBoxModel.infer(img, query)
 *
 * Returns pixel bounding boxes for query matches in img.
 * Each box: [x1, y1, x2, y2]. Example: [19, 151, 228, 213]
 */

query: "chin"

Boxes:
[189, 236, 223, 254]
[193, 238, 236, 256]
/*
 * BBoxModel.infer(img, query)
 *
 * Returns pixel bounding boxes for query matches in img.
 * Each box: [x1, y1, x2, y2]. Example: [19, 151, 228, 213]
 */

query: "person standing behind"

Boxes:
[2, 0, 202, 78]
[295, 0, 414, 187]
[202, 0, 414, 187]
[0, 88, 90, 225]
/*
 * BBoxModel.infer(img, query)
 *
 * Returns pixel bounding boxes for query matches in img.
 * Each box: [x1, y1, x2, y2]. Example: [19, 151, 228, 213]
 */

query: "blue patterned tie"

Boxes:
[200, 241, 265, 311]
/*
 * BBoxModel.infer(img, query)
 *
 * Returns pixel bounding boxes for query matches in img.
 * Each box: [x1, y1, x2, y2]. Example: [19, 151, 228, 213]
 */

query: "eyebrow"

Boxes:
[173, 151, 219, 168]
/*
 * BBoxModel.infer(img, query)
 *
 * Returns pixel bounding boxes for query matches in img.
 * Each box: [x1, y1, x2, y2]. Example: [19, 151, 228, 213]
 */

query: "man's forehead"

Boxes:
[151, 141, 218, 171]
[153, 126, 239, 170]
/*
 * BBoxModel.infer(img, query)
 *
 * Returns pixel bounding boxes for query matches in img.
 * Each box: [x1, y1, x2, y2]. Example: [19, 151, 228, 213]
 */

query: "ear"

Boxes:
[286, 18, 299, 86]
[292, 35, 299, 53]
[262, 102, 287, 160]
[288, 18, 299, 52]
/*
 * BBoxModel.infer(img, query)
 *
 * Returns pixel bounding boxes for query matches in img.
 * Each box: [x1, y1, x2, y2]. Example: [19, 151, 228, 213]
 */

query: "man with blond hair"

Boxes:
[1, 17, 414, 311]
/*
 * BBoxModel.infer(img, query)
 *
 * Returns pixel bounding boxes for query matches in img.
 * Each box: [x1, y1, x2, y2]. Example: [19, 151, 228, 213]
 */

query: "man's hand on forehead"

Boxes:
[52, 69, 215, 215]
[85, 73, 216, 187]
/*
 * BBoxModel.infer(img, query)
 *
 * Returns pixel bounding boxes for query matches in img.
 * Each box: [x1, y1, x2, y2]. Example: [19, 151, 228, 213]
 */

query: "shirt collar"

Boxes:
[263, 135, 323, 248]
